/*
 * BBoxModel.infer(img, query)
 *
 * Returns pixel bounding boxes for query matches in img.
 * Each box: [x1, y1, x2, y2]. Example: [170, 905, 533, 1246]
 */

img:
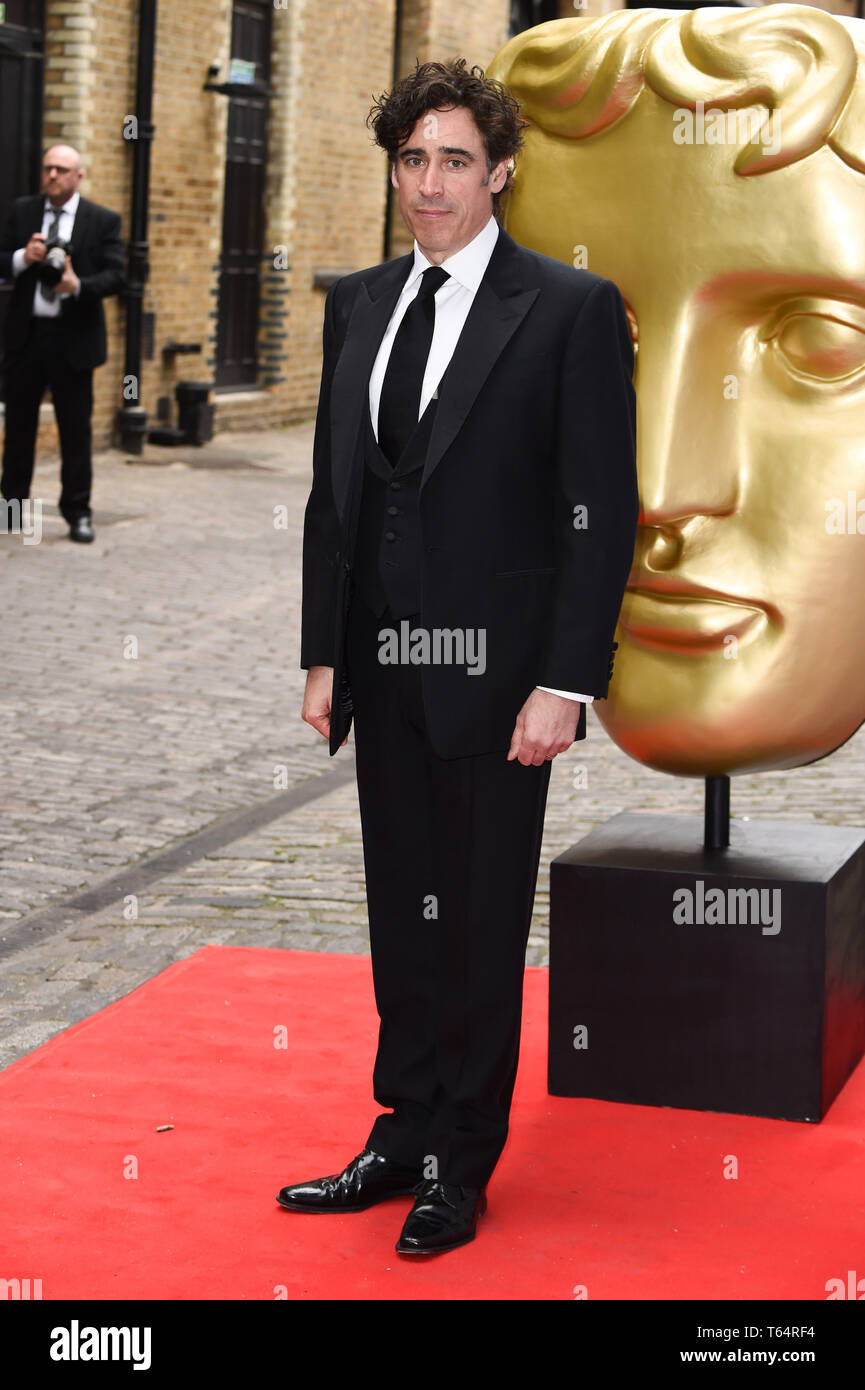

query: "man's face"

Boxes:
[390, 105, 508, 262]
[501, 87, 865, 776]
[42, 148, 83, 207]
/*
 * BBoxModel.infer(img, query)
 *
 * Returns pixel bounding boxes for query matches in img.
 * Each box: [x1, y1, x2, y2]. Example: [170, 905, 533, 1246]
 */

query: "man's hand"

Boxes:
[23, 234, 47, 266]
[301, 665, 347, 745]
[56, 255, 80, 295]
[507, 688, 580, 767]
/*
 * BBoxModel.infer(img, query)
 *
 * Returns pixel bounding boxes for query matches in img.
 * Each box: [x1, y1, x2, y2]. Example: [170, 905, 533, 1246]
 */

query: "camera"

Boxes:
[37, 236, 72, 287]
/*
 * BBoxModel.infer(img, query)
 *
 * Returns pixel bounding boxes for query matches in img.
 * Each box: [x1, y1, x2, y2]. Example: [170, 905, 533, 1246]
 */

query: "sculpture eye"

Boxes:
[760, 298, 865, 383]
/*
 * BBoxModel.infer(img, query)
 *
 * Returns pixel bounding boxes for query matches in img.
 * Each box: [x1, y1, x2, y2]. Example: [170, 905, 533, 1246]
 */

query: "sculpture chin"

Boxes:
[594, 700, 864, 779]
[602, 573, 865, 775]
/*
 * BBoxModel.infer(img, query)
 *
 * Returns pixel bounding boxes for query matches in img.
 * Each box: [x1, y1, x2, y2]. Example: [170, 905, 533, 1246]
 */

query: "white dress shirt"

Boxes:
[10, 191, 81, 317]
[368, 215, 593, 707]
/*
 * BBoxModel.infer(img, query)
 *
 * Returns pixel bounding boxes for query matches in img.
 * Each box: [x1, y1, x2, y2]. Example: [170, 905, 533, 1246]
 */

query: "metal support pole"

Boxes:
[704, 775, 730, 852]
[116, 0, 157, 453]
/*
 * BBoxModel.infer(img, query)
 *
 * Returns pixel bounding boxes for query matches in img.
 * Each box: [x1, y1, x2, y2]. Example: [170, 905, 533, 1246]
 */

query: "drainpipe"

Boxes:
[382, 0, 403, 261]
[116, 0, 157, 453]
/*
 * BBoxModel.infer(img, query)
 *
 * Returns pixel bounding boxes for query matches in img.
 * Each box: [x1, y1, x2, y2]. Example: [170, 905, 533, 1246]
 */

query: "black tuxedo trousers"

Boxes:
[343, 394, 553, 1187]
[1, 319, 93, 521]
[347, 588, 551, 1188]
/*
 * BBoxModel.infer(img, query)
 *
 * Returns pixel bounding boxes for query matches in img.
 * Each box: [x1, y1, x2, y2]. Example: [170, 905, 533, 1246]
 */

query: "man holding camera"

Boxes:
[0, 145, 126, 542]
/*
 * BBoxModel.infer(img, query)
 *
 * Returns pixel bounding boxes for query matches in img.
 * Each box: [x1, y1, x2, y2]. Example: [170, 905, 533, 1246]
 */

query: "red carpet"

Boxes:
[1, 945, 863, 1300]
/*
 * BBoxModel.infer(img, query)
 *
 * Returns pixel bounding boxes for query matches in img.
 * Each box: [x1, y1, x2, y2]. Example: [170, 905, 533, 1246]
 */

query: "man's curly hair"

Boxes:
[367, 58, 527, 212]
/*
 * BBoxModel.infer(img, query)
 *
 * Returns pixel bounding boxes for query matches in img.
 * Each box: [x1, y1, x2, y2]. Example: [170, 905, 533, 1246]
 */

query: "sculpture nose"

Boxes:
[632, 303, 742, 535]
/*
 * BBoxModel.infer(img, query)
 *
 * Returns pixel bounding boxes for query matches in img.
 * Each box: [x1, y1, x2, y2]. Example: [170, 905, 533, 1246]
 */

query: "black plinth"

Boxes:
[549, 813, 865, 1121]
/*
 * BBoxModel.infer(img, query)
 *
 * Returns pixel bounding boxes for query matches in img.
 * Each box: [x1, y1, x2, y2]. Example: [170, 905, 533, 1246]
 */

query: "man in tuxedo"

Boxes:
[0, 145, 126, 542]
[278, 60, 639, 1254]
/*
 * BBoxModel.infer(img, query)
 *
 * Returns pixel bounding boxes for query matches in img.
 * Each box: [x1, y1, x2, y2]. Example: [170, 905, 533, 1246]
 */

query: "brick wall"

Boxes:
[248, 0, 398, 433]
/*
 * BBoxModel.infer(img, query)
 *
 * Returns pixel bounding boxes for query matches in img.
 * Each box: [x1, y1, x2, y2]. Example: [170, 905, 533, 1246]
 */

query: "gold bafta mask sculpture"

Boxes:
[488, 6, 865, 777]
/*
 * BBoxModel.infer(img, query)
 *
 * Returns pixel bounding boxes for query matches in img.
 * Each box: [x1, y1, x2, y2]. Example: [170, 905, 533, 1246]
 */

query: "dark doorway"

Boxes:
[214, 0, 272, 390]
[0, 1, 45, 370]
[508, 0, 558, 38]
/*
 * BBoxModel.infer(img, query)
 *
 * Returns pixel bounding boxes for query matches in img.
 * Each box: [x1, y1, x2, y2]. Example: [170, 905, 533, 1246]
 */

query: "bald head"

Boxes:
[42, 146, 84, 207]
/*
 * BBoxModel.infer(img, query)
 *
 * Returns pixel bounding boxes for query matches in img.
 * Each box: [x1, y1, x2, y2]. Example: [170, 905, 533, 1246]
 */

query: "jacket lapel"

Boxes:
[66, 195, 89, 256]
[329, 253, 413, 527]
[422, 230, 538, 490]
[27, 195, 44, 235]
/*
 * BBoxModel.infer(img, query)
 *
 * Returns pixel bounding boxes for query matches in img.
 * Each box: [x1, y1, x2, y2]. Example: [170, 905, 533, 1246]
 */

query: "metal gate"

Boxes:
[214, 0, 273, 389]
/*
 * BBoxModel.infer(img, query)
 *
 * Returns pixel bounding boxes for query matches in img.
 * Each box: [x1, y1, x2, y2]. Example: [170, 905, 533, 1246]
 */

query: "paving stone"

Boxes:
[86, 967, 148, 993]
[0, 1006, 52, 1032]
[48, 961, 108, 982]
[0, 1020, 74, 1053]
[20, 979, 79, 1004]
[0, 959, 46, 984]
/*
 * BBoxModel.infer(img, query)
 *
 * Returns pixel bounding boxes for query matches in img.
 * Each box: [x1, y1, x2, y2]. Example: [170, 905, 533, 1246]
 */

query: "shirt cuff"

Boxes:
[536, 685, 594, 704]
[11, 248, 27, 277]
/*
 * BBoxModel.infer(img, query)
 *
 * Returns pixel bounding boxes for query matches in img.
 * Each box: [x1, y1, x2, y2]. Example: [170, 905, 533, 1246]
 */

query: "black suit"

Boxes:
[0, 194, 126, 520]
[301, 224, 639, 1187]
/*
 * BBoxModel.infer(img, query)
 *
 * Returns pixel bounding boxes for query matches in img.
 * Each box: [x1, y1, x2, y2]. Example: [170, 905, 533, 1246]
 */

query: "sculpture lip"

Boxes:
[622, 575, 769, 650]
[627, 572, 765, 602]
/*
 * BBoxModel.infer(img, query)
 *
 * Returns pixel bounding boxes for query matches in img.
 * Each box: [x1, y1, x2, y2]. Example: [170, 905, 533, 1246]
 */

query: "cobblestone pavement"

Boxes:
[1, 427, 863, 1069]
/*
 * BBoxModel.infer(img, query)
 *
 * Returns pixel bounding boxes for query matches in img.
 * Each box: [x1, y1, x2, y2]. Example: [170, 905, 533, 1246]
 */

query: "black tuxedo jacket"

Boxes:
[301, 224, 639, 759]
[0, 194, 126, 371]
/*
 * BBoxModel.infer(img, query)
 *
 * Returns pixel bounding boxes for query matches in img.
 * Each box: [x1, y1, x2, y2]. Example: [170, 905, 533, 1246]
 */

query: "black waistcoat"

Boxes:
[353, 388, 439, 620]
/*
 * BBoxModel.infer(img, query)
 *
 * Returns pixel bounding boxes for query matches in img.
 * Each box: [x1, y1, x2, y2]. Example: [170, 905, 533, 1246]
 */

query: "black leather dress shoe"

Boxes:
[275, 1148, 421, 1213]
[395, 1179, 487, 1255]
[69, 516, 94, 543]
